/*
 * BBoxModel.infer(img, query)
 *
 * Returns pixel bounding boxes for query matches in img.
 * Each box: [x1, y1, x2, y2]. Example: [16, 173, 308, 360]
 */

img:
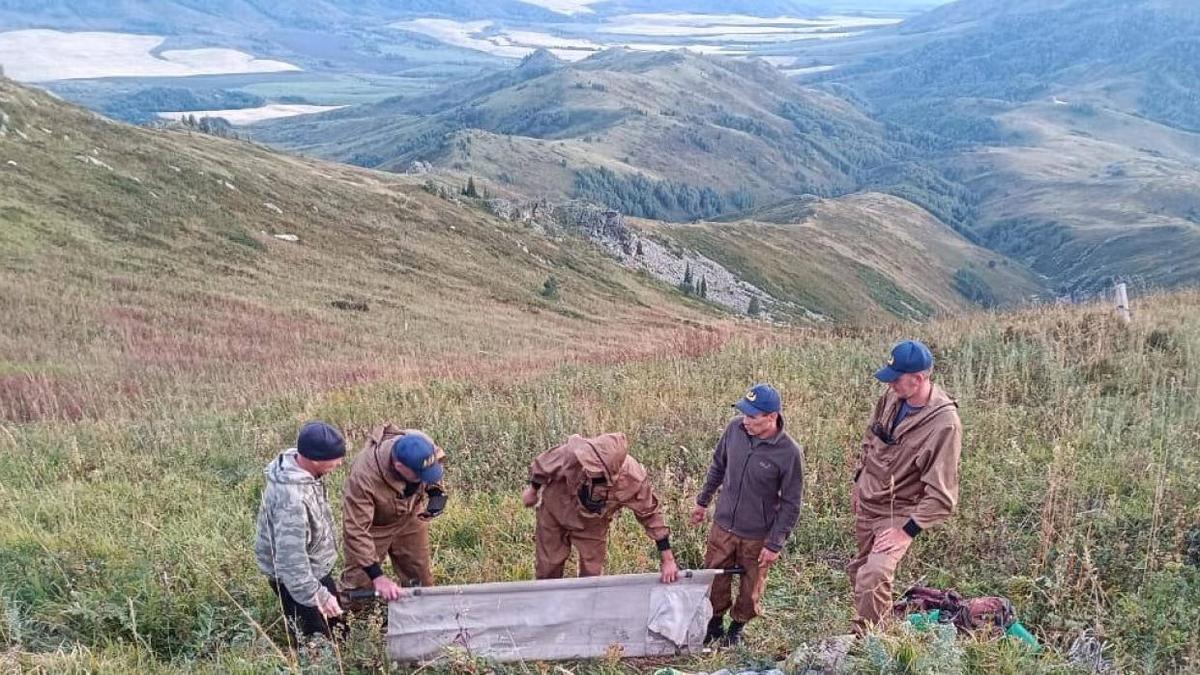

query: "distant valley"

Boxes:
[6, 0, 1198, 300]
[786, 0, 1200, 291]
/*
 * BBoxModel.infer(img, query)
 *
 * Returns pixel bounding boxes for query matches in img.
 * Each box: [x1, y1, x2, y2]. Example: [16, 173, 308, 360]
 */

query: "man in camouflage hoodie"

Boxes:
[255, 421, 347, 643]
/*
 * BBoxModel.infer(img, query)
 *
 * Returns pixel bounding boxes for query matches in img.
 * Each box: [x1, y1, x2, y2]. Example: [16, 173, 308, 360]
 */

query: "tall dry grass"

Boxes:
[1, 292, 1198, 673]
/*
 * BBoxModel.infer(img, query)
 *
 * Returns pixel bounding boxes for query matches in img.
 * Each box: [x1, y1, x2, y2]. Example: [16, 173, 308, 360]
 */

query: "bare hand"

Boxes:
[758, 547, 780, 568]
[373, 575, 404, 602]
[522, 486, 539, 508]
[320, 594, 343, 619]
[872, 527, 913, 556]
[689, 503, 707, 525]
[659, 552, 680, 584]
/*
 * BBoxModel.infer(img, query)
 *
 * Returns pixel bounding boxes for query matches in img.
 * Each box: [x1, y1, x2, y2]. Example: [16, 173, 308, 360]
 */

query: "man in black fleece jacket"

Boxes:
[691, 383, 805, 647]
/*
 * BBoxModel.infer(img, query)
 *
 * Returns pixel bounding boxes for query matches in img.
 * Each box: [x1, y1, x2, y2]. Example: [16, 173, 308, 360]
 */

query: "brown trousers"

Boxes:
[846, 515, 910, 633]
[341, 517, 434, 591]
[535, 508, 610, 579]
[703, 525, 769, 624]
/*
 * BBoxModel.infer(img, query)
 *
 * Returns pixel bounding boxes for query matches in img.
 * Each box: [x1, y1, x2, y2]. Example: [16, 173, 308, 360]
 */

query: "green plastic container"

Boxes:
[908, 611, 1040, 652]
[1005, 620, 1040, 651]
[906, 609, 942, 631]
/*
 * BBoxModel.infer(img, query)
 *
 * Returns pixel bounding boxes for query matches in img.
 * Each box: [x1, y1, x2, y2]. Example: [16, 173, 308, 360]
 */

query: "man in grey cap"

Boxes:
[255, 420, 347, 644]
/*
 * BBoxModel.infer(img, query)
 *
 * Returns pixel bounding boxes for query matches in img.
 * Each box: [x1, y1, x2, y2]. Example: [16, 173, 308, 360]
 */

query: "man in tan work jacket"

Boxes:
[849, 340, 963, 633]
[341, 425, 447, 602]
[521, 432, 680, 583]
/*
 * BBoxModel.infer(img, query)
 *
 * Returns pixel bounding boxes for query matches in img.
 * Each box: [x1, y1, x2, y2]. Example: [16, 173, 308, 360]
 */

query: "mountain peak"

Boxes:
[517, 48, 565, 74]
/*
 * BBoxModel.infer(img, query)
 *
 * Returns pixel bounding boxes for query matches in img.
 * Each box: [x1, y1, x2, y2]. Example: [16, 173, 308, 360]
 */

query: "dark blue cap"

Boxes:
[875, 340, 934, 383]
[296, 421, 346, 461]
[391, 432, 444, 484]
[733, 383, 782, 416]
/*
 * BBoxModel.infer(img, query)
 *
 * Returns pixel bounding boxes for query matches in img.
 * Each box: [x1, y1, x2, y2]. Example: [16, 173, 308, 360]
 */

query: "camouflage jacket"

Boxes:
[254, 449, 338, 607]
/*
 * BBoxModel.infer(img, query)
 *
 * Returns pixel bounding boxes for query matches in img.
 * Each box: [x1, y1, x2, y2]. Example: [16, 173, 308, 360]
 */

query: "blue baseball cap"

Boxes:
[391, 432, 445, 484]
[734, 383, 782, 416]
[875, 340, 934, 383]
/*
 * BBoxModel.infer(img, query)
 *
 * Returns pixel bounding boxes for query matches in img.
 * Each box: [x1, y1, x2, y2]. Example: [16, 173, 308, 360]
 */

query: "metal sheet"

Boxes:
[386, 570, 718, 663]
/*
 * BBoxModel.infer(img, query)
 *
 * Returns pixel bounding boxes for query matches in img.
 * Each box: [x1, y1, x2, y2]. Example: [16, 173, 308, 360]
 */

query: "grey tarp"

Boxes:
[386, 570, 719, 663]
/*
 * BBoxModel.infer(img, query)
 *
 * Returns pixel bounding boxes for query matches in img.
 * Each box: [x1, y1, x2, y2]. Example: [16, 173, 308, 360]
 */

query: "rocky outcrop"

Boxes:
[550, 202, 633, 251]
[405, 160, 432, 175]
[485, 196, 780, 317]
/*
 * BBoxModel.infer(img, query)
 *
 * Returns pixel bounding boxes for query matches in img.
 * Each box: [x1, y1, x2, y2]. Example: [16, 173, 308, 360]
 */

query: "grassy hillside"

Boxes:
[0, 76, 729, 423]
[955, 100, 1200, 293]
[257, 49, 927, 221]
[2, 283, 1198, 673]
[639, 192, 1044, 322]
[0, 76, 1051, 429]
[4, 76, 1196, 675]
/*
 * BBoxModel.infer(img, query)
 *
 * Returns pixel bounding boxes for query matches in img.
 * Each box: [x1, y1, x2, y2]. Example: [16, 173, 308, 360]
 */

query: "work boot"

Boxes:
[704, 616, 726, 645]
[721, 620, 746, 647]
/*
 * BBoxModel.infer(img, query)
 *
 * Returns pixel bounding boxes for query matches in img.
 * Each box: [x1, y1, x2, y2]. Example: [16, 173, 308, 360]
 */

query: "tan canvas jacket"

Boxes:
[530, 433, 669, 543]
[342, 425, 445, 573]
[854, 385, 962, 532]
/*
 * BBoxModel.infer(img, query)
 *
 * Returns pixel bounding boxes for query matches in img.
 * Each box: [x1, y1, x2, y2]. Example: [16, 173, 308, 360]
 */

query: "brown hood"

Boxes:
[568, 433, 628, 481]
[528, 432, 667, 542]
[882, 385, 958, 439]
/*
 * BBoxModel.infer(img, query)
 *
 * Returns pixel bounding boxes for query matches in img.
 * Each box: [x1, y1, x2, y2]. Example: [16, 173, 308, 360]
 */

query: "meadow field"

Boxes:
[1, 291, 1197, 674]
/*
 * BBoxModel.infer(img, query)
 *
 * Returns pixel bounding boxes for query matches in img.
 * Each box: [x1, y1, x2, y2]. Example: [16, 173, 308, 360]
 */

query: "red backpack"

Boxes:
[892, 585, 1017, 635]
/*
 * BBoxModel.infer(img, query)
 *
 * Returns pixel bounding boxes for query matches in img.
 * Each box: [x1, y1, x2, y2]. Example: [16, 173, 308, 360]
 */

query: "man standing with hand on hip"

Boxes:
[691, 383, 805, 648]
[848, 340, 962, 634]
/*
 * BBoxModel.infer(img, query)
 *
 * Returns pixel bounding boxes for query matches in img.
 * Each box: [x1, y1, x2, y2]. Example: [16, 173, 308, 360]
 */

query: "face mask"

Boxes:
[578, 477, 608, 514]
[421, 489, 447, 519]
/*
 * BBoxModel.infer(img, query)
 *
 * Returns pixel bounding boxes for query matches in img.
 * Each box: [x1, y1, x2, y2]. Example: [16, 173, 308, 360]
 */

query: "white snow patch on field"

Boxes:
[394, 19, 602, 61]
[0, 30, 299, 82]
[158, 104, 345, 125]
[599, 13, 900, 33]
[518, 0, 601, 14]
[393, 19, 532, 59]
[391, 13, 896, 62]
[782, 64, 838, 76]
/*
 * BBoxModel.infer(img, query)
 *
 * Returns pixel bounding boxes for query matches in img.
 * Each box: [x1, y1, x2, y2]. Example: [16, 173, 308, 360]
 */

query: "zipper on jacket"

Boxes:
[730, 438, 754, 527]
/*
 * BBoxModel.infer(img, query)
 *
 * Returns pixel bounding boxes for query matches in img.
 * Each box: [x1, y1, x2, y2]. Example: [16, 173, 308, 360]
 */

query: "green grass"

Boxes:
[654, 193, 1042, 322]
[2, 74, 1197, 675]
[855, 264, 935, 320]
[2, 292, 1199, 673]
[0, 77, 727, 424]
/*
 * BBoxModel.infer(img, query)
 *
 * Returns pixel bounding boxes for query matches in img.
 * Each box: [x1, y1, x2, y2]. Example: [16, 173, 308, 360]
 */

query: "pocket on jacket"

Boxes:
[749, 458, 780, 493]
[760, 498, 775, 532]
